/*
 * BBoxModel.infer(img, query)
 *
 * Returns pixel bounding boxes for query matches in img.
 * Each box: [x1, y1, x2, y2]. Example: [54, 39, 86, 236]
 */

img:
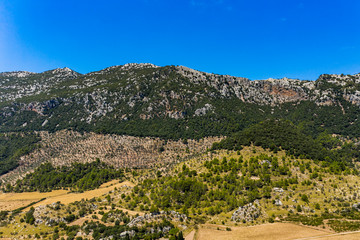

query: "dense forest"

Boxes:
[212, 119, 360, 168]
[3, 159, 124, 193]
[3, 99, 360, 140]
[0, 132, 41, 176]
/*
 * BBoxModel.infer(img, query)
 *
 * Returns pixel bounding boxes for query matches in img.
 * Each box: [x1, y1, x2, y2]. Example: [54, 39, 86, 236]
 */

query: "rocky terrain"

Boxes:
[0, 67, 80, 103]
[0, 130, 221, 183]
[231, 201, 261, 223]
[1, 63, 360, 139]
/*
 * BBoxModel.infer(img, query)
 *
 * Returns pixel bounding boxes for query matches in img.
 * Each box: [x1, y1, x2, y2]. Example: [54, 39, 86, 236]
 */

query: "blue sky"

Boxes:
[0, 0, 359, 80]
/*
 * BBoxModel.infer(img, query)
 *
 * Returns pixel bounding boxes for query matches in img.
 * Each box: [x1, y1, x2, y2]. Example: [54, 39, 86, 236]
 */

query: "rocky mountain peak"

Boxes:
[0, 71, 35, 78]
[121, 63, 159, 70]
[264, 77, 303, 84]
[54, 67, 73, 73]
[47, 67, 80, 78]
[88, 63, 160, 76]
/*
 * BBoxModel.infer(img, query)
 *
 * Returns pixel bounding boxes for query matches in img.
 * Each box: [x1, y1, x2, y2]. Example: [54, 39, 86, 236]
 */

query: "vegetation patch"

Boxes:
[4, 159, 124, 192]
[0, 132, 41, 176]
[328, 220, 360, 232]
[212, 119, 360, 169]
[286, 214, 324, 226]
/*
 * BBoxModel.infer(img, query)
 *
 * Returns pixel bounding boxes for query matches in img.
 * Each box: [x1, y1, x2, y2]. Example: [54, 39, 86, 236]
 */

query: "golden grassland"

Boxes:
[192, 223, 360, 240]
[0, 180, 135, 211]
[308, 232, 360, 240]
[0, 180, 136, 239]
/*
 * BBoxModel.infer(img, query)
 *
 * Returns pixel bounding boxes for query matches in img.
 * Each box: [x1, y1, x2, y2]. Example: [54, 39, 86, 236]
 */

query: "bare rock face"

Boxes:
[194, 103, 213, 116]
[352, 203, 360, 211]
[273, 187, 284, 193]
[127, 211, 187, 228]
[0, 67, 80, 102]
[176, 66, 360, 106]
[119, 230, 135, 238]
[33, 202, 65, 226]
[231, 202, 261, 222]
[0, 71, 35, 78]
[1, 64, 360, 112]
[274, 199, 283, 206]
[176, 66, 313, 105]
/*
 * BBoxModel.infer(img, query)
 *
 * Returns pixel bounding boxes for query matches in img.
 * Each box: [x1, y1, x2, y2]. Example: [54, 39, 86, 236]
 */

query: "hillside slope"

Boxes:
[0, 130, 220, 183]
[1, 64, 360, 139]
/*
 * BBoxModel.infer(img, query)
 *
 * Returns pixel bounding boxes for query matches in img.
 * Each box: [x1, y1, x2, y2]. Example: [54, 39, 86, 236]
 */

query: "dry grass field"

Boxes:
[0, 180, 134, 211]
[190, 223, 360, 240]
[306, 232, 360, 239]
[195, 223, 331, 240]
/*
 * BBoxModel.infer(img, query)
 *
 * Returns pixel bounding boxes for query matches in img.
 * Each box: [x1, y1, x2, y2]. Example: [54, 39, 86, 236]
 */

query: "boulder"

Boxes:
[231, 202, 261, 222]
[274, 199, 282, 206]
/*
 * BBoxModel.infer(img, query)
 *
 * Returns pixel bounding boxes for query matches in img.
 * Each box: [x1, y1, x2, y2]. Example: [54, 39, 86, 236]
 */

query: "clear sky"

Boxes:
[0, 0, 359, 80]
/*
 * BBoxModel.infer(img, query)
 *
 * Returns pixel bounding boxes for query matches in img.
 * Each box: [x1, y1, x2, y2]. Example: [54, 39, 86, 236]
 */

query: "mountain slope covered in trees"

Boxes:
[1, 64, 360, 139]
[0, 133, 41, 175]
[212, 119, 360, 169]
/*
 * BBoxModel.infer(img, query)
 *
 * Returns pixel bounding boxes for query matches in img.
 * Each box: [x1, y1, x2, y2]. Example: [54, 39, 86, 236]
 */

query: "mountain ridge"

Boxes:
[1, 63, 360, 139]
[2, 63, 359, 81]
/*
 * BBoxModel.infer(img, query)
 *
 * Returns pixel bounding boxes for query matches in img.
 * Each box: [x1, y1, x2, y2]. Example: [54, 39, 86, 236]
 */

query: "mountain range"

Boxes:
[2, 64, 360, 239]
[1, 63, 360, 139]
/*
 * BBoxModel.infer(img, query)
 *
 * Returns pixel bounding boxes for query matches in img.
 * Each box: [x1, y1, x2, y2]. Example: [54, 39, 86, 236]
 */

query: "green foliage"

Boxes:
[6, 159, 123, 192]
[2, 66, 360, 142]
[301, 194, 309, 204]
[11, 198, 46, 217]
[64, 214, 76, 223]
[134, 154, 298, 215]
[212, 119, 359, 168]
[169, 229, 184, 240]
[0, 132, 41, 175]
[286, 214, 323, 226]
[0, 211, 8, 221]
[328, 220, 360, 232]
[25, 207, 35, 225]
[296, 205, 302, 212]
[82, 219, 174, 240]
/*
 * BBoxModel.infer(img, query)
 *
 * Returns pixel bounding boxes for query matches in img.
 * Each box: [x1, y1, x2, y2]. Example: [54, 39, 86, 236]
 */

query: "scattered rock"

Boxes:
[127, 211, 187, 227]
[231, 202, 261, 222]
[352, 203, 360, 211]
[274, 199, 282, 206]
[119, 230, 135, 238]
[273, 187, 284, 193]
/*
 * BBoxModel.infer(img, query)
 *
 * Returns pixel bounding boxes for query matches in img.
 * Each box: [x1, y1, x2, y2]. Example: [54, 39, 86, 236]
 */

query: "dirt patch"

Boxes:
[296, 231, 360, 240]
[185, 230, 195, 240]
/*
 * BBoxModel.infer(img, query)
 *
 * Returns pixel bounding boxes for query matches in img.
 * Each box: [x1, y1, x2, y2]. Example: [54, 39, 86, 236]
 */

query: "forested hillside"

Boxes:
[212, 119, 360, 169]
[0, 133, 41, 175]
[4, 160, 124, 193]
[1, 64, 360, 140]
